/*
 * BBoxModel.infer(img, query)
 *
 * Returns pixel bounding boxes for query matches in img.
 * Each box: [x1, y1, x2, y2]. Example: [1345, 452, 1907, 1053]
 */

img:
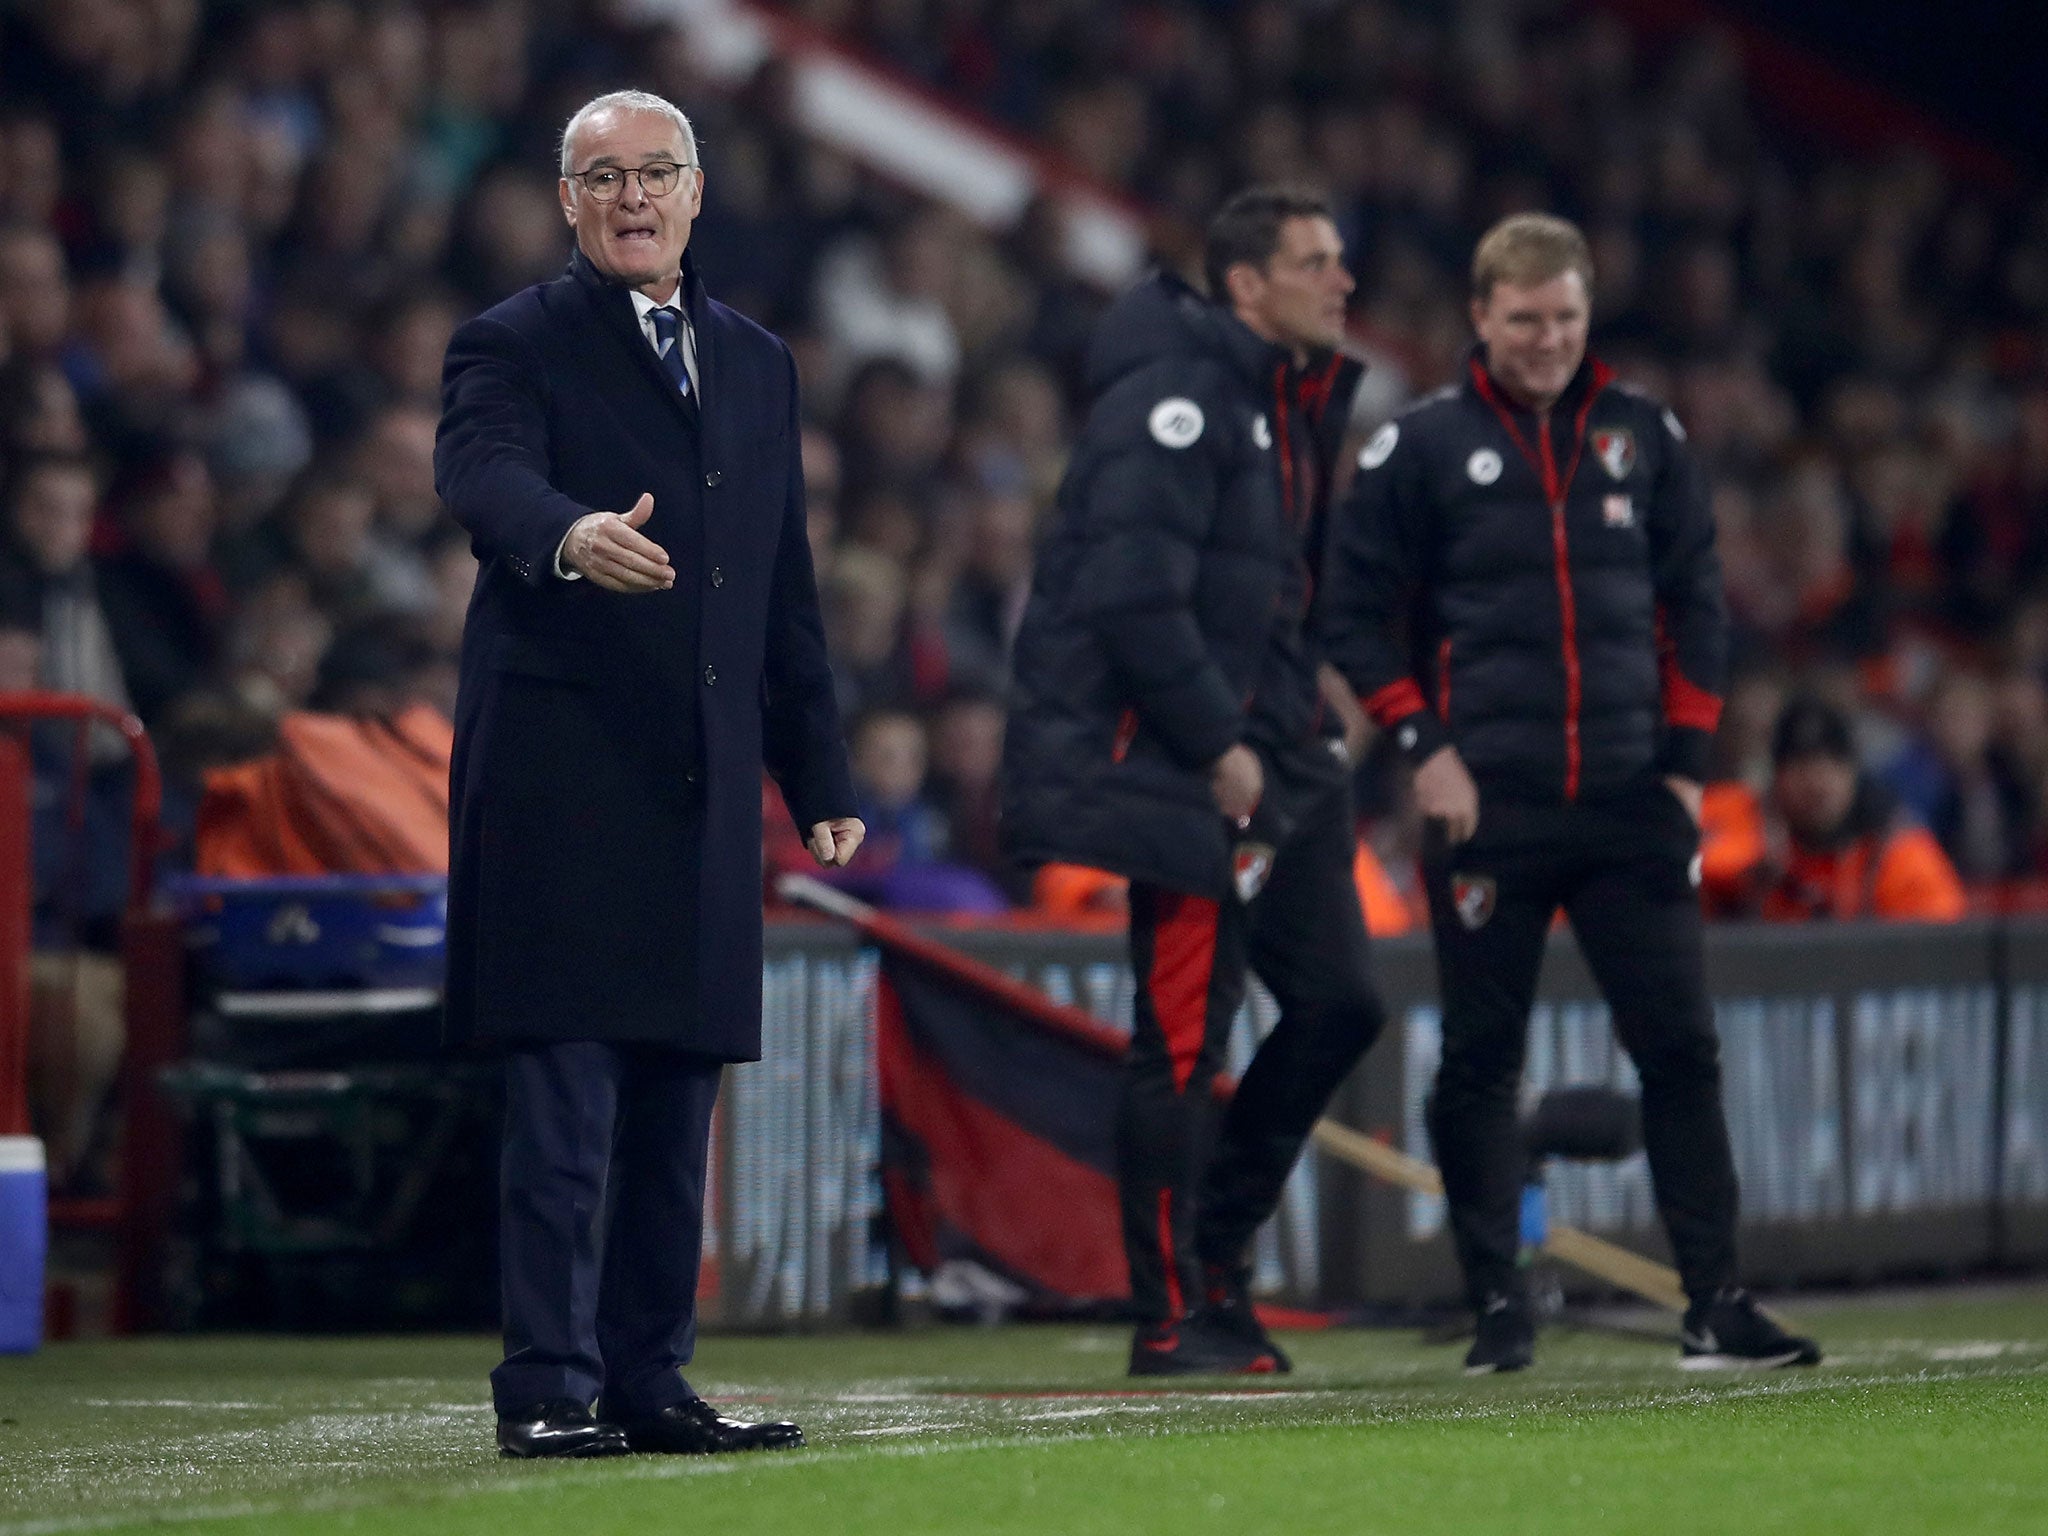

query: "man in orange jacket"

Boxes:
[1709, 696, 1967, 923]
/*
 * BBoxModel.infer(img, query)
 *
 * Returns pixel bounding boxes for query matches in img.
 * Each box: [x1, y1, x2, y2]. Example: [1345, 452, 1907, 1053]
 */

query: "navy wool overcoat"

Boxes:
[435, 250, 853, 1057]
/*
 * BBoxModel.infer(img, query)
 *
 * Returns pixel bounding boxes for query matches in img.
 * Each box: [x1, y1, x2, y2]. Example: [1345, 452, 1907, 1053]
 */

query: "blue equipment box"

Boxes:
[0, 1136, 46, 1354]
[165, 875, 448, 994]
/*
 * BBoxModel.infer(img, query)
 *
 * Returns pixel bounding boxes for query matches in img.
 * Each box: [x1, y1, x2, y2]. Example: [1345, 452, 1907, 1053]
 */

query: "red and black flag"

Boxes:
[785, 877, 1130, 1305]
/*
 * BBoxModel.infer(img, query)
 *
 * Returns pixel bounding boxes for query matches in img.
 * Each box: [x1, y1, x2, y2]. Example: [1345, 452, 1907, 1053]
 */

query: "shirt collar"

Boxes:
[629, 280, 685, 322]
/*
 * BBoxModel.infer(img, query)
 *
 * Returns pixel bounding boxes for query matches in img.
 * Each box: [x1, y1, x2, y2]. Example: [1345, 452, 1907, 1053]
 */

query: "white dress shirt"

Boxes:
[555, 279, 700, 580]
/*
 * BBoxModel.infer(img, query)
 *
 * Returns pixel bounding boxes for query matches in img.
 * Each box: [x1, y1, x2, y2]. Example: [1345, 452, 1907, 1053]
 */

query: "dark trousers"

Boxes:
[490, 1039, 722, 1417]
[1422, 777, 1739, 1308]
[1119, 780, 1385, 1324]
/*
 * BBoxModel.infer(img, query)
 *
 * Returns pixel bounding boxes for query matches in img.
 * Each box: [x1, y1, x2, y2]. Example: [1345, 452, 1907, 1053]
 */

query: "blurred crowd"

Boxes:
[4, 0, 2048, 926]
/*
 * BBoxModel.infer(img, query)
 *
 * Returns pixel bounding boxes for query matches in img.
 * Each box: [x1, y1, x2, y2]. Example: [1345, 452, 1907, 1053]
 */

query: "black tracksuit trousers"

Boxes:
[1422, 775, 1739, 1308]
[1119, 778, 1385, 1325]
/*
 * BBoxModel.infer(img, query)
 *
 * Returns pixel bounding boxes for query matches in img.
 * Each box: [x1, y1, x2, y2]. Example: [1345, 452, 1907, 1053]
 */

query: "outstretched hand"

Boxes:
[564, 493, 674, 593]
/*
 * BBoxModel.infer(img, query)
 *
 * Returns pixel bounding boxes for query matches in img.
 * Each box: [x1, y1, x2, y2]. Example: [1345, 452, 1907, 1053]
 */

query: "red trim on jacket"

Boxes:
[1112, 706, 1138, 763]
[1273, 365, 1299, 531]
[1655, 606, 1724, 733]
[1361, 678, 1428, 727]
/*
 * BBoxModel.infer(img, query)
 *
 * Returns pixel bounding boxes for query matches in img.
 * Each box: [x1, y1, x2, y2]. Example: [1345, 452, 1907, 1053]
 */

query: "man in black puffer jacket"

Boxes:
[1324, 213, 1819, 1375]
[1004, 187, 1385, 1376]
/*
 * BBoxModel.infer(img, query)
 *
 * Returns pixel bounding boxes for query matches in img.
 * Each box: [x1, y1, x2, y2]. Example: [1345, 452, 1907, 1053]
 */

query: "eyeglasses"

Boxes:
[569, 160, 694, 203]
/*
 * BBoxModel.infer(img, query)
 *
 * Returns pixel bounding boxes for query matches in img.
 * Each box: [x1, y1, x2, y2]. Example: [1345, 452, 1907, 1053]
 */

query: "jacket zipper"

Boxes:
[1468, 360, 1606, 801]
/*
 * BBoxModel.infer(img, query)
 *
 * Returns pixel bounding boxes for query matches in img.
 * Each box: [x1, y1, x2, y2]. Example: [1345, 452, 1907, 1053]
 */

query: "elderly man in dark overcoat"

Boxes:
[435, 88, 863, 1459]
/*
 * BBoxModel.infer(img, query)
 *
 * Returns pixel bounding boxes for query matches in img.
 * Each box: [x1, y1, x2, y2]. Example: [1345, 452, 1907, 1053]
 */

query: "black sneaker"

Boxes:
[1128, 1316, 1280, 1377]
[1681, 1289, 1822, 1370]
[1463, 1292, 1535, 1376]
[1190, 1261, 1293, 1373]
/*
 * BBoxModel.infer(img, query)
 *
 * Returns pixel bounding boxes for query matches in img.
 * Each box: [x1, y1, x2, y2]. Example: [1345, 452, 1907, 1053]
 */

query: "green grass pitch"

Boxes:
[2, 1285, 2044, 1535]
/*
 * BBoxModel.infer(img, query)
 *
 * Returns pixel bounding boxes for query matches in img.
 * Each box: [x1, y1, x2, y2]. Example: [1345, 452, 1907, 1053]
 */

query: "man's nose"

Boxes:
[618, 173, 650, 209]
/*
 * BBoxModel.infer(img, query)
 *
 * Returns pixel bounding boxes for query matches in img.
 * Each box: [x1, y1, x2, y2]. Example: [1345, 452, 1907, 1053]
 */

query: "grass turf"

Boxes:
[0, 1285, 2043, 1535]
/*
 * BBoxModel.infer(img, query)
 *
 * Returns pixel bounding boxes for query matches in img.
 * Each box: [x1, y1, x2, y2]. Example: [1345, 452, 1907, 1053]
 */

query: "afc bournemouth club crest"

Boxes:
[1452, 874, 1497, 930]
[1593, 428, 1635, 481]
[1232, 842, 1276, 903]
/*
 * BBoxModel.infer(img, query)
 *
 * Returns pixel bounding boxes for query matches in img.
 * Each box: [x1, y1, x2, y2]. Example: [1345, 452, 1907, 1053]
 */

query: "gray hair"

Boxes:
[559, 90, 699, 179]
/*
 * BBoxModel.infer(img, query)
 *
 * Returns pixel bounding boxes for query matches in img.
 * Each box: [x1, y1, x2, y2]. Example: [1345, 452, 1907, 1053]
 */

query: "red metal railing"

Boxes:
[0, 691, 181, 1332]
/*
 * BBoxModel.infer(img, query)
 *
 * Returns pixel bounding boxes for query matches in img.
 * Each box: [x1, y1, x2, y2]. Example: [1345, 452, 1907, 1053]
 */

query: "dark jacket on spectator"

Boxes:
[1001, 271, 1361, 896]
[1324, 351, 1726, 801]
[95, 550, 227, 724]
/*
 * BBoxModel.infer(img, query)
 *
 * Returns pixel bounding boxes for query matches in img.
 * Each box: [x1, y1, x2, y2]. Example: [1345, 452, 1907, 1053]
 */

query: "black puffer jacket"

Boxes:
[1322, 351, 1725, 803]
[1001, 271, 1361, 896]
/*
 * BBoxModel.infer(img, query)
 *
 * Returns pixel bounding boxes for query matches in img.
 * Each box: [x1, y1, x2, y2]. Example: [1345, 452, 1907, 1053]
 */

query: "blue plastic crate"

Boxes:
[166, 875, 448, 994]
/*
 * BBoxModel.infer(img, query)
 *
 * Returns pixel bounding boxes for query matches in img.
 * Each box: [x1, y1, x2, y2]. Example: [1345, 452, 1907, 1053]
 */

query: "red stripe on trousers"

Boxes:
[1148, 891, 1220, 1093]
[1159, 1189, 1183, 1320]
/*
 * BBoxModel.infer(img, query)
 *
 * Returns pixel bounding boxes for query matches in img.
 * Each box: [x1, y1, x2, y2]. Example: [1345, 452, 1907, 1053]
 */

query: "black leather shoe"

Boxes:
[608, 1397, 805, 1454]
[496, 1399, 631, 1459]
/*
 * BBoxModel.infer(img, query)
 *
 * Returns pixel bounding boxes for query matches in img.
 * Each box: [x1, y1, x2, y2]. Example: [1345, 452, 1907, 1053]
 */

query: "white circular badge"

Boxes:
[1358, 422, 1399, 470]
[1663, 407, 1689, 442]
[1251, 413, 1272, 450]
[1148, 398, 1205, 450]
[1467, 449, 1503, 485]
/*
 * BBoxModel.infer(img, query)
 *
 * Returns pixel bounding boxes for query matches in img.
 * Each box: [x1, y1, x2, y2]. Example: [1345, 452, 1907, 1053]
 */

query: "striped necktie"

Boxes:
[649, 305, 692, 398]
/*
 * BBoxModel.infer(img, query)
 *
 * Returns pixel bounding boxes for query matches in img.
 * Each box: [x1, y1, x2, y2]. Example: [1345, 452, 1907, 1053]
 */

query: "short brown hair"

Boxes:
[1204, 185, 1334, 301]
[1471, 213, 1594, 302]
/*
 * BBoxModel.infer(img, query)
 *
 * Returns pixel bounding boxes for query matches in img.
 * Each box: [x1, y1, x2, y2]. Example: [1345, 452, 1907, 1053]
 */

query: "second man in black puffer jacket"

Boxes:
[1003, 187, 1385, 1375]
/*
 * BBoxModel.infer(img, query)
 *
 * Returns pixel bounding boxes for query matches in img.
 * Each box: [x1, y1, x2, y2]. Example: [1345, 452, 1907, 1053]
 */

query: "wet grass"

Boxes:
[1, 1285, 2044, 1535]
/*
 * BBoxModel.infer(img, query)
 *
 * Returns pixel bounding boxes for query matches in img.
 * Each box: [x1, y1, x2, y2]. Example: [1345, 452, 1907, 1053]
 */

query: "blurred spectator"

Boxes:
[1888, 668, 2037, 880]
[1711, 695, 1968, 923]
[835, 355, 953, 504]
[936, 481, 1037, 692]
[353, 403, 445, 545]
[0, 359, 91, 457]
[823, 544, 921, 719]
[1, 452, 132, 726]
[814, 206, 964, 388]
[0, 224, 71, 362]
[96, 447, 230, 724]
[926, 686, 1008, 885]
[223, 570, 333, 718]
[844, 705, 1008, 913]
[849, 707, 951, 867]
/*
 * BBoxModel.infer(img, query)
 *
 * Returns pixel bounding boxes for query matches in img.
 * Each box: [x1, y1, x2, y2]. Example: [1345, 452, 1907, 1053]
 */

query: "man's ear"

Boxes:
[558, 178, 576, 228]
[1223, 260, 1261, 313]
